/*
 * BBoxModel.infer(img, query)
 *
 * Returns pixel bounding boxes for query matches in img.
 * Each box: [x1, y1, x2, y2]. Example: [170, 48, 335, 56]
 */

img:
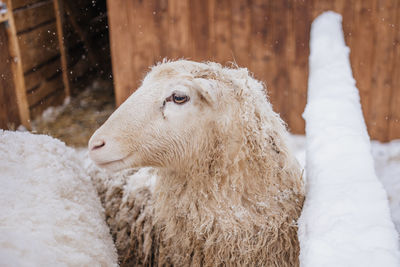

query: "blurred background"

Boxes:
[0, 0, 399, 147]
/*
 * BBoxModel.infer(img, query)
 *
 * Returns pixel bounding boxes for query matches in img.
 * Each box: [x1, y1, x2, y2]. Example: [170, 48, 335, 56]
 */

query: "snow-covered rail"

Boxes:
[298, 11, 400, 267]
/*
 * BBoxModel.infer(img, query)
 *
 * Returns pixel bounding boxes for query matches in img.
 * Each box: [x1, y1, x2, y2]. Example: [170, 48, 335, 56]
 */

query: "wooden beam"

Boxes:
[5, 0, 31, 129]
[53, 0, 70, 97]
[13, 1, 55, 33]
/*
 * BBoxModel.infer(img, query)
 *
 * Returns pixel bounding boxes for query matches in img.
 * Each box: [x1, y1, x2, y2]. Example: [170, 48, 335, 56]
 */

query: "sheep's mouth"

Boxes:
[94, 154, 133, 171]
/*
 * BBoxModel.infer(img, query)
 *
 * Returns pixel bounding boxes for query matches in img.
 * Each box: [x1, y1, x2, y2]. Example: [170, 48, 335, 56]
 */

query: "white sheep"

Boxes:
[89, 60, 305, 266]
[0, 130, 118, 267]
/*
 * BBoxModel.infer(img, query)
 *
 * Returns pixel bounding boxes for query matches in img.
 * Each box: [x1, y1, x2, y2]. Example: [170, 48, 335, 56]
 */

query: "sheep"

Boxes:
[0, 130, 118, 267]
[89, 60, 305, 266]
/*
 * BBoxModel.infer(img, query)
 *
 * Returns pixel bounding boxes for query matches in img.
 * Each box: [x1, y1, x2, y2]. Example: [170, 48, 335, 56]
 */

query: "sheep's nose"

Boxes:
[89, 139, 106, 151]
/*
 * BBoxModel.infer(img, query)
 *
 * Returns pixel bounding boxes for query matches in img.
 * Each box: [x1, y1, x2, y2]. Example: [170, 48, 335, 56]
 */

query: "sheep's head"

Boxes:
[89, 60, 245, 172]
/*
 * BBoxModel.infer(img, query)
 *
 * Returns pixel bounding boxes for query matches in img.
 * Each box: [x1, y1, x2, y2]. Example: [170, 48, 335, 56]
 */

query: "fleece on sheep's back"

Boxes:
[0, 130, 118, 267]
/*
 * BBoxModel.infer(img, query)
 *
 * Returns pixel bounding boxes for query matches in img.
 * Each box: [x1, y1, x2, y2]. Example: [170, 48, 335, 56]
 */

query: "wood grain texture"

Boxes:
[190, 0, 211, 61]
[107, 0, 138, 104]
[6, 0, 31, 129]
[13, 1, 55, 33]
[24, 57, 61, 90]
[26, 73, 63, 107]
[231, 0, 251, 68]
[18, 22, 59, 73]
[0, 23, 21, 129]
[213, 0, 232, 63]
[12, 0, 44, 10]
[167, 0, 190, 59]
[1, 0, 67, 126]
[108, 0, 400, 141]
[388, 2, 400, 140]
[368, 0, 398, 140]
[53, 0, 70, 97]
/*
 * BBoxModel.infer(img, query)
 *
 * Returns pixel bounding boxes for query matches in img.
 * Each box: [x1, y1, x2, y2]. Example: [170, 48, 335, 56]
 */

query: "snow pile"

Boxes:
[289, 135, 400, 235]
[298, 11, 400, 267]
[371, 140, 400, 234]
[0, 1, 6, 15]
[40, 97, 71, 123]
[0, 131, 118, 267]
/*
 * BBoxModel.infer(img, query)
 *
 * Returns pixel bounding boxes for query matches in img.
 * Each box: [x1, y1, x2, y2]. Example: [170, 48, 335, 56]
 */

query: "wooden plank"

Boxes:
[154, 0, 169, 58]
[231, 0, 251, 67]
[310, 0, 334, 19]
[107, 0, 160, 105]
[5, 0, 30, 129]
[334, 0, 355, 48]
[131, 0, 160, 81]
[189, 0, 210, 61]
[12, 0, 43, 10]
[250, 0, 270, 83]
[24, 57, 61, 90]
[107, 0, 137, 105]
[208, 0, 215, 61]
[348, 0, 376, 137]
[26, 73, 63, 106]
[268, 0, 290, 123]
[287, 0, 310, 134]
[387, 2, 400, 140]
[0, 23, 21, 129]
[29, 87, 65, 118]
[212, 0, 232, 64]
[167, 0, 190, 59]
[53, 0, 70, 97]
[106, 0, 400, 140]
[368, 0, 398, 141]
[18, 22, 59, 73]
[283, 0, 296, 133]
[13, 1, 55, 33]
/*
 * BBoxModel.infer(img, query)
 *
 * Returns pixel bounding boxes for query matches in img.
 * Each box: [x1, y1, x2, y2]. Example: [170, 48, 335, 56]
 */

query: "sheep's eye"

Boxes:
[172, 93, 189, 104]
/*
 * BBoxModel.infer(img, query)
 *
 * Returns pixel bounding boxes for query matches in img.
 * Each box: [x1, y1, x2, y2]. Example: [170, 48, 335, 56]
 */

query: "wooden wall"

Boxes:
[0, 0, 111, 129]
[12, 0, 66, 118]
[0, 23, 21, 129]
[107, 0, 400, 141]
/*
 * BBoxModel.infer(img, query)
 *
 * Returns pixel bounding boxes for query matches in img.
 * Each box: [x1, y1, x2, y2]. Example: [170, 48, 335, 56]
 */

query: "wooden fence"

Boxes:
[108, 0, 400, 141]
[0, 0, 110, 129]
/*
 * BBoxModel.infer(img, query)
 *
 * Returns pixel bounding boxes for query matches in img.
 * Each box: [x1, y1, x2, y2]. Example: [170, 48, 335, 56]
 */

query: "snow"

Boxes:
[0, 1, 6, 15]
[289, 135, 400, 237]
[297, 11, 400, 267]
[371, 140, 400, 234]
[1, 10, 399, 266]
[39, 97, 70, 123]
[0, 131, 118, 267]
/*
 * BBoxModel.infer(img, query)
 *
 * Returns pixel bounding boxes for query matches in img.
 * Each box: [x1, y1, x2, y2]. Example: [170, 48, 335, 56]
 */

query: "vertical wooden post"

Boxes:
[53, 0, 70, 97]
[5, 0, 31, 130]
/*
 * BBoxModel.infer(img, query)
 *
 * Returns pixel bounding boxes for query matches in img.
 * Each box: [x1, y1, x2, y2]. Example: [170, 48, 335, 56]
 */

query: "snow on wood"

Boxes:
[298, 11, 400, 267]
[0, 130, 118, 266]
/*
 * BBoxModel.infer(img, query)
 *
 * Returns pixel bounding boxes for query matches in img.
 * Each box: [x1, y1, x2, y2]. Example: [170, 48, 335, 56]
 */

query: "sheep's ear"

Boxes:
[193, 78, 218, 105]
